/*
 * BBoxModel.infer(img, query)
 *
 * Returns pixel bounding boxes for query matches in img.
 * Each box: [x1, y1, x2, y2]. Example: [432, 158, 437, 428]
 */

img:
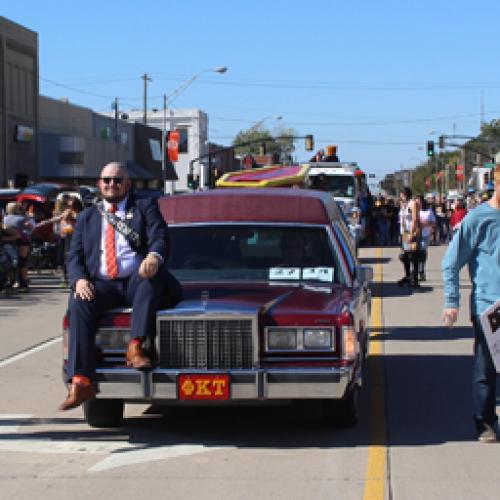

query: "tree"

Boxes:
[272, 126, 297, 162]
[232, 127, 273, 156]
[232, 126, 298, 158]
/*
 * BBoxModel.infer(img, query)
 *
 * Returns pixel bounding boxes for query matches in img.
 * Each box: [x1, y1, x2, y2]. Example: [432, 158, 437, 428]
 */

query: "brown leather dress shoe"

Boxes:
[126, 341, 152, 369]
[59, 383, 96, 411]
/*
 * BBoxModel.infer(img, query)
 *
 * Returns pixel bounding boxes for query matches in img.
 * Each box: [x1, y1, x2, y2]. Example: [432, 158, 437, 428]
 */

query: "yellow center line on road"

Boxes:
[363, 247, 387, 500]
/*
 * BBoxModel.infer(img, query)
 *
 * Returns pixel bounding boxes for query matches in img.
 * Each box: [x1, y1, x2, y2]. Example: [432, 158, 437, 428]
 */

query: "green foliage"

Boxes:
[382, 119, 500, 196]
[232, 126, 297, 157]
[232, 128, 273, 155]
[272, 126, 297, 158]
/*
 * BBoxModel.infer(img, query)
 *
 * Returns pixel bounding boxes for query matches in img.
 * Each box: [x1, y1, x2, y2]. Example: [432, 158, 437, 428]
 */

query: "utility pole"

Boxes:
[161, 94, 168, 193]
[445, 163, 449, 196]
[480, 90, 485, 129]
[461, 147, 466, 189]
[141, 73, 152, 125]
[113, 98, 119, 142]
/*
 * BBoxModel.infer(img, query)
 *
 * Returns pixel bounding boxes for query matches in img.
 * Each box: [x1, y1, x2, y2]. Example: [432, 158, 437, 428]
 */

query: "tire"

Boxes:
[83, 399, 124, 428]
[323, 388, 359, 428]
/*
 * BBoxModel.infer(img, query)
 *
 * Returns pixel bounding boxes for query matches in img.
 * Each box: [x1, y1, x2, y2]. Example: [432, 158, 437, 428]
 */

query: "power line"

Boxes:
[210, 110, 500, 127]
[208, 134, 421, 146]
[43, 74, 500, 100]
[41, 77, 142, 104]
[152, 74, 500, 91]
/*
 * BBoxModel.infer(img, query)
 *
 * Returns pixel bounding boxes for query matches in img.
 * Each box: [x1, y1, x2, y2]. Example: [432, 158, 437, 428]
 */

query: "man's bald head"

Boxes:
[97, 162, 131, 203]
[100, 162, 129, 179]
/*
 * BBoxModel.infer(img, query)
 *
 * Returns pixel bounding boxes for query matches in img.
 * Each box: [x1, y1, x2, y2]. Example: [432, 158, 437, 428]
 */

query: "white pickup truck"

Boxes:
[306, 162, 367, 215]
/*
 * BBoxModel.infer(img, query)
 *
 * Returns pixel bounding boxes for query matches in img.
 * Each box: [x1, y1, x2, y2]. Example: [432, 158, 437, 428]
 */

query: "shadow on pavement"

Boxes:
[359, 257, 392, 265]
[371, 325, 473, 341]
[1, 350, 493, 450]
[371, 281, 434, 298]
[382, 353, 484, 446]
[0, 337, 490, 451]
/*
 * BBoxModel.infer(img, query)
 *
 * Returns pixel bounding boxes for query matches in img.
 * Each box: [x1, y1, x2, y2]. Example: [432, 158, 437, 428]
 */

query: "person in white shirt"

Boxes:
[416, 195, 436, 281]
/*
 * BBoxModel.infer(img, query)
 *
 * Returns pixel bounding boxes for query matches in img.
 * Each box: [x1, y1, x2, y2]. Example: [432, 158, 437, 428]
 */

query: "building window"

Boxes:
[14, 125, 34, 143]
[59, 151, 84, 165]
[178, 128, 188, 153]
[100, 126, 111, 140]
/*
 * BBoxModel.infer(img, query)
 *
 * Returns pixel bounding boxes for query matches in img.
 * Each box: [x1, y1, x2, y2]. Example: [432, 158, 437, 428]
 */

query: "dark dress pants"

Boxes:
[66, 268, 164, 382]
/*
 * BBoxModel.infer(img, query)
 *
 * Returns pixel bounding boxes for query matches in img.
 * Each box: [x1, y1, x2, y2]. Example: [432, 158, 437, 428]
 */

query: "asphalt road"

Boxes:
[0, 248, 498, 500]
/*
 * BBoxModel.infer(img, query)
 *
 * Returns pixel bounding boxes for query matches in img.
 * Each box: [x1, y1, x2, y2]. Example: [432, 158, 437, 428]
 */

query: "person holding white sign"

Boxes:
[442, 165, 500, 443]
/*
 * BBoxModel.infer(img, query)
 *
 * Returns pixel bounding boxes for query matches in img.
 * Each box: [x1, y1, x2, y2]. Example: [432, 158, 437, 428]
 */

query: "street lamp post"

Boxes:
[161, 66, 227, 194]
[248, 114, 283, 132]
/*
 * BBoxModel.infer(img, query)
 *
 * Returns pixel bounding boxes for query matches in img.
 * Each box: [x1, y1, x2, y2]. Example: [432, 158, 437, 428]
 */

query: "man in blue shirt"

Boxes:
[442, 165, 500, 442]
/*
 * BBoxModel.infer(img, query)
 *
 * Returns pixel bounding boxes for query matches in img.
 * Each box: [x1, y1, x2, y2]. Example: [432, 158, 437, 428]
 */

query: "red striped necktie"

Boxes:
[105, 203, 119, 279]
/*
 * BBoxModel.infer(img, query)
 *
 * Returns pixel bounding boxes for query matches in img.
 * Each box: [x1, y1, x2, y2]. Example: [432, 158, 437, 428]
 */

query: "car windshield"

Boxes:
[311, 175, 355, 198]
[168, 225, 346, 284]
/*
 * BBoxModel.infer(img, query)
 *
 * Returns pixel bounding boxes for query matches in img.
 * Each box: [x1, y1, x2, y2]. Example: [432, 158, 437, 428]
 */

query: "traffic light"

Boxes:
[426, 140, 435, 157]
[187, 173, 194, 189]
[305, 134, 314, 151]
[438, 135, 445, 149]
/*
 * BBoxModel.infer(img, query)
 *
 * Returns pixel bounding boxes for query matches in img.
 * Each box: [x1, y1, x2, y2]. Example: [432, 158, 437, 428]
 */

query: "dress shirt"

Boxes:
[98, 197, 141, 279]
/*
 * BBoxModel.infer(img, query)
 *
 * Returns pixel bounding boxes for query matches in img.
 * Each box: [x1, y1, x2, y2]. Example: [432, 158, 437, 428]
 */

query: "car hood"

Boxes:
[163, 282, 352, 319]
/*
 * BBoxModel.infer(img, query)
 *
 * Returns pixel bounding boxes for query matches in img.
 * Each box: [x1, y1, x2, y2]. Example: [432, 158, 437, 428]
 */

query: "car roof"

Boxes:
[19, 183, 75, 197]
[0, 188, 20, 196]
[158, 188, 344, 225]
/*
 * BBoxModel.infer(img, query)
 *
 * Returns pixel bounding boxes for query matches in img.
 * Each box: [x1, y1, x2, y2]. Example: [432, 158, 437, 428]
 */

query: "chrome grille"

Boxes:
[158, 318, 253, 369]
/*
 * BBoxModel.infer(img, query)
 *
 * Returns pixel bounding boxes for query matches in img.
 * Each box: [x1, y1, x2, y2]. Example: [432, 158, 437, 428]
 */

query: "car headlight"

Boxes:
[303, 329, 333, 349]
[267, 328, 298, 350]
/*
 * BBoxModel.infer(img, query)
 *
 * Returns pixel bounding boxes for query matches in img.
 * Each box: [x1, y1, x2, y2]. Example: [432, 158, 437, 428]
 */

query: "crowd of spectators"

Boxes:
[358, 189, 494, 249]
[0, 194, 83, 292]
[352, 187, 495, 288]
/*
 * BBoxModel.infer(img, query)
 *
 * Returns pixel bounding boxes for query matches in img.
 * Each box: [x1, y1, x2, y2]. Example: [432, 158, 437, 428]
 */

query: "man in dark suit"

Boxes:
[59, 162, 168, 411]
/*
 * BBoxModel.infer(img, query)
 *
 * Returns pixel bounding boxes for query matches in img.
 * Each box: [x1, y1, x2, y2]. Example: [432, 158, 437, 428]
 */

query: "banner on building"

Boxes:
[167, 130, 180, 162]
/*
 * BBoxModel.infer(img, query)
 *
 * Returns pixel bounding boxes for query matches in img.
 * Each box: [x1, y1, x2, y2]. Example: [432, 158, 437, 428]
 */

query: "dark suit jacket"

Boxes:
[67, 194, 169, 289]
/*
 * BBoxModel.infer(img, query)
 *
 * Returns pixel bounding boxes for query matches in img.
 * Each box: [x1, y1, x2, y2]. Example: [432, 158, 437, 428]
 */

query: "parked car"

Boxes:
[62, 188, 372, 428]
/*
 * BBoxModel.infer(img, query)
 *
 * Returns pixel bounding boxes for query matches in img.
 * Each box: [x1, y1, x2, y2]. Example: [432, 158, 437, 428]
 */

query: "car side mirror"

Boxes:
[355, 265, 373, 283]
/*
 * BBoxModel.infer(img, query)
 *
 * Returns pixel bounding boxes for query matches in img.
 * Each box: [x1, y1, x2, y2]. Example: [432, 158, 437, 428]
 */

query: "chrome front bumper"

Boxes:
[94, 366, 354, 401]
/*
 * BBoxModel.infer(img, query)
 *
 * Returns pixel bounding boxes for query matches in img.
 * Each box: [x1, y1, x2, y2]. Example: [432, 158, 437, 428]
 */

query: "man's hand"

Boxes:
[139, 253, 160, 279]
[74, 279, 95, 301]
[442, 308, 458, 328]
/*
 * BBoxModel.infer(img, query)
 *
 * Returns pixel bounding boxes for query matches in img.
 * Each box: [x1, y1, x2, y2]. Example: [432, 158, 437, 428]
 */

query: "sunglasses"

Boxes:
[101, 177, 123, 185]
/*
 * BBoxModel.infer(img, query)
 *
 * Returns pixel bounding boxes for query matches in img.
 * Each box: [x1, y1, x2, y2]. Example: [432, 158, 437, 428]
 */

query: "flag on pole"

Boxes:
[168, 130, 180, 162]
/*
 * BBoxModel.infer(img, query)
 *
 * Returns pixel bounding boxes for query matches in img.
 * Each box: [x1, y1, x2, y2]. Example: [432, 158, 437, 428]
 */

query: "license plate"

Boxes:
[178, 374, 230, 401]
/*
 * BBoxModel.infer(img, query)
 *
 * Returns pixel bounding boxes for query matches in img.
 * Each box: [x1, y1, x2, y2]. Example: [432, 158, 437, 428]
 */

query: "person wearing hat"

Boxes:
[442, 164, 500, 442]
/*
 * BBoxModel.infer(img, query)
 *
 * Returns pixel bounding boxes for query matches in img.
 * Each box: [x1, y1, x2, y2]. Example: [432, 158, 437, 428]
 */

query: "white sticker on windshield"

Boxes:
[269, 267, 301, 280]
[302, 267, 334, 282]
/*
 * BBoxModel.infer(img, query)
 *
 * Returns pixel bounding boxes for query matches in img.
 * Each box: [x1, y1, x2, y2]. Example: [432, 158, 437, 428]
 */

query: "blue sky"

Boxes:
[4, 0, 500, 179]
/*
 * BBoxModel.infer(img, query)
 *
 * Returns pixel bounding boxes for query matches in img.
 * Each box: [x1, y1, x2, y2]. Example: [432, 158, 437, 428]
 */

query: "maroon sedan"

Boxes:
[63, 188, 372, 428]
